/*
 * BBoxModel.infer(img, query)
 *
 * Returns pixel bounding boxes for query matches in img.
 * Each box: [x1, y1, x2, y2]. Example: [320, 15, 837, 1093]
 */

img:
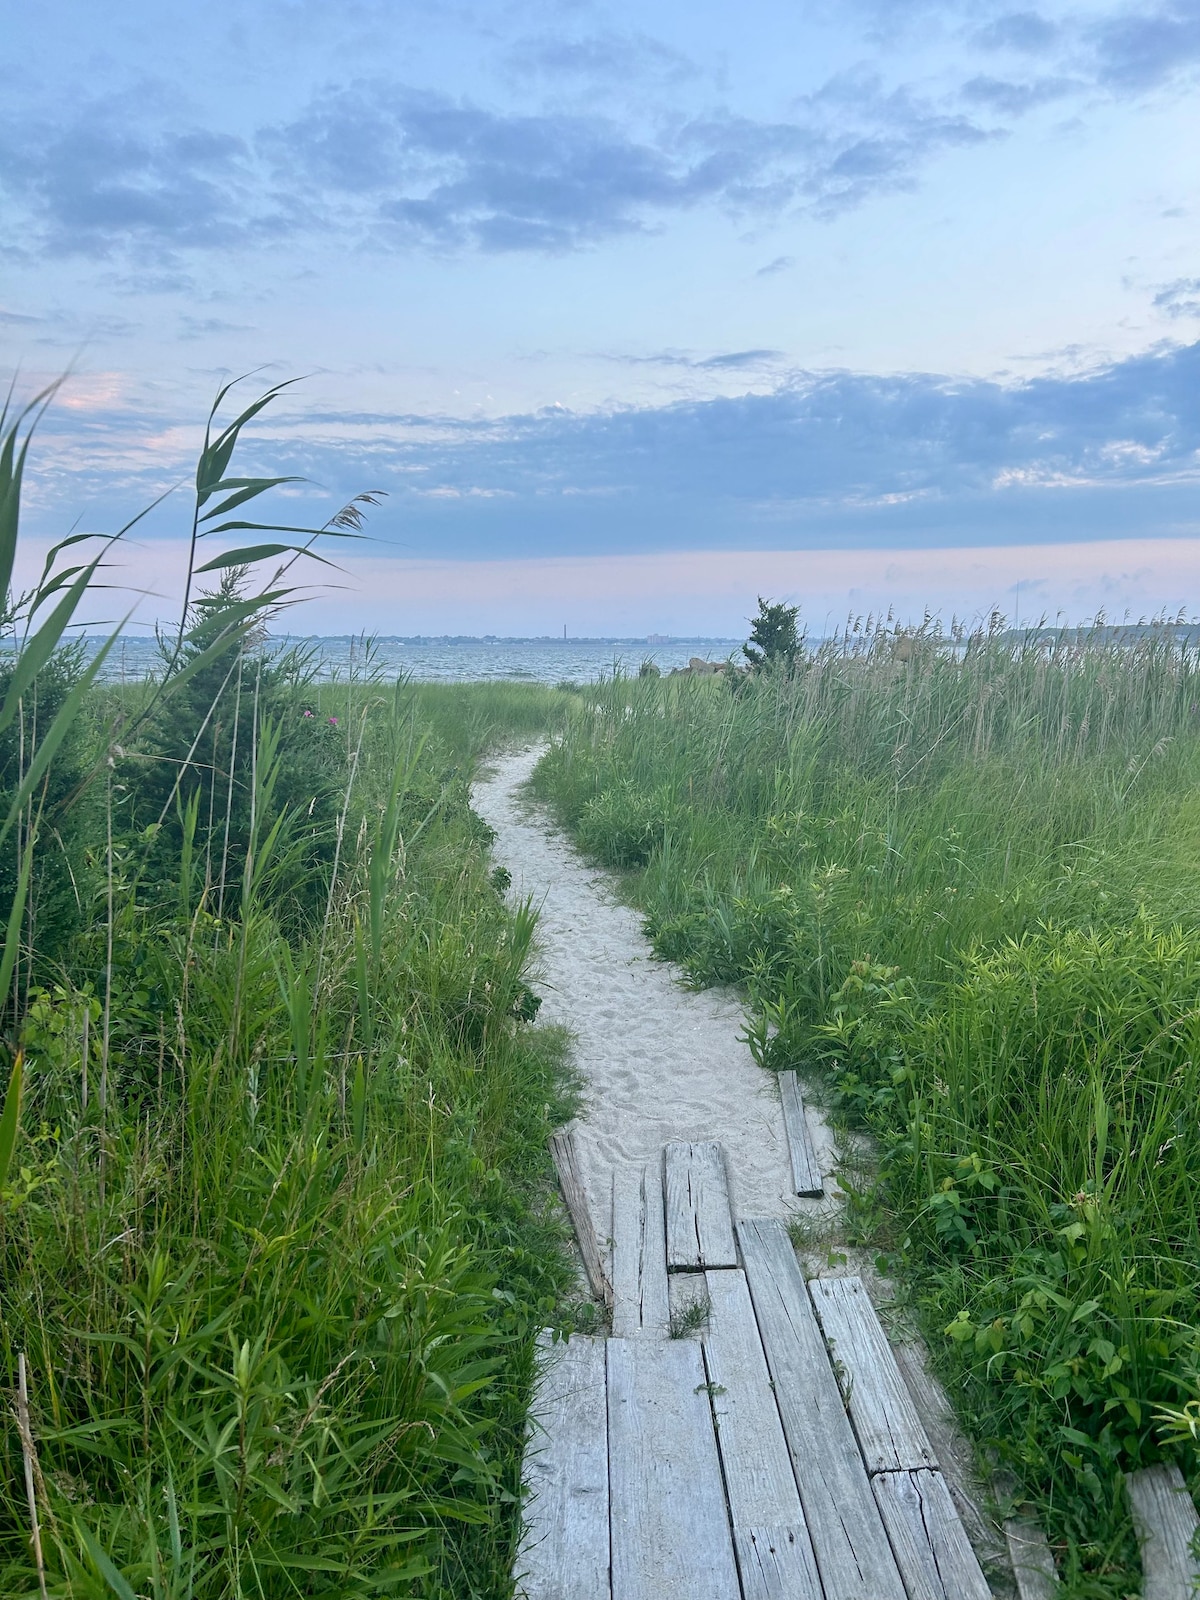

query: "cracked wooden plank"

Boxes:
[894, 1341, 1008, 1573]
[779, 1071, 824, 1197]
[515, 1334, 610, 1600]
[550, 1126, 612, 1309]
[808, 1276, 936, 1475]
[702, 1269, 823, 1599]
[737, 1217, 906, 1600]
[607, 1336, 740, 1600]
[1005, 1516, 1060, 1599]
[611, 1163, 669, 1339]
[664, 1140, 737, 1271]
[872, 1468, 992, 1600]
[1126, 1463, 1200, 1600]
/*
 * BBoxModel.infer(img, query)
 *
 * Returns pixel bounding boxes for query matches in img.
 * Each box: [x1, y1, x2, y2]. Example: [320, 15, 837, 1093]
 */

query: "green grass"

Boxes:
[532, 625, 1200, 1596]
[0, 388, 583, 1599]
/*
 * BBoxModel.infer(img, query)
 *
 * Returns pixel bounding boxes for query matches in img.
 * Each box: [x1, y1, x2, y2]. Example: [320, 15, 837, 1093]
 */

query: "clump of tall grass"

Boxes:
[0, 384, 577, 1598]
[534, 617, 1200, 1594]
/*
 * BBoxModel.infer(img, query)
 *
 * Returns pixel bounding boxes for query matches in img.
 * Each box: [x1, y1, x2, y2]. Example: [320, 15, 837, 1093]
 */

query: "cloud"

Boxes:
[960, 73, 1078, 114]
[0, 72, 992, 260]
[971, 11, 1061, 54]
[504, 31, 697, 86]
[603, 348, 784, 370]
[178, 314, 258, 339]
[1154, 278, 1200, 318]
[756, 254, 795, 276]
[0, 94, 268, 258]
[28, 338, 1200, 561]
[1092, 2, 1200, 91]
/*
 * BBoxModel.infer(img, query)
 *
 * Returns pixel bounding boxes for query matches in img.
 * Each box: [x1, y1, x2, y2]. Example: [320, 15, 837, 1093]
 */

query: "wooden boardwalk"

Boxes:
[516, 1141, 999, 1599]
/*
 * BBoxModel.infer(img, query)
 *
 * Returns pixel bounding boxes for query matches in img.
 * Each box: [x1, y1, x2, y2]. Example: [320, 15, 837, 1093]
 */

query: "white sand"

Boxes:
[473, 745, 834, 1234]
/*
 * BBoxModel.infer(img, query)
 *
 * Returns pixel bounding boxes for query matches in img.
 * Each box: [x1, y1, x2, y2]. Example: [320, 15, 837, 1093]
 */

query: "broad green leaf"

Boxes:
[75, 1520, 138, 1600]
[0, 558, 102, 734]
[199, 476, 305, 523]
[0, 1052, 23, 1198]
[194, 543, 306, 573]
[0, 628, 121, 850]
[0, 837, 34, 1008]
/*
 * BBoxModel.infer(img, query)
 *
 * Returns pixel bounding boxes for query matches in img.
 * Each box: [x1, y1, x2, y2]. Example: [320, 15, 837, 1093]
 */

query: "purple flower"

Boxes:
[328, 716, 339, 725]
[303, 709, 313, 718]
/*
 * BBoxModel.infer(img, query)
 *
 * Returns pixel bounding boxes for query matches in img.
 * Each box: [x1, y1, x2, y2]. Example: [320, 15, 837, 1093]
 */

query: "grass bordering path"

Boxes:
[530, 631, 1200, 1599]
[1, 672, 586, 1599]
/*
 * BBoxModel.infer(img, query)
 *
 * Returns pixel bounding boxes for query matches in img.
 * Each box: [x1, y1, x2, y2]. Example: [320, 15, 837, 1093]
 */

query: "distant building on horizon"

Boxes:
[646, 633, 671, 644]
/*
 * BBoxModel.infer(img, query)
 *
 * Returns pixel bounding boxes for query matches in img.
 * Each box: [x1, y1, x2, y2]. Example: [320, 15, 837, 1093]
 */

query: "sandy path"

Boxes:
[473, 745, 822, 1232]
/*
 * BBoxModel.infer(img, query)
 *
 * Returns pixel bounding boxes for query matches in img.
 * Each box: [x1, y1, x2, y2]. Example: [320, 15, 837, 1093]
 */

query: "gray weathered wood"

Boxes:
[664, 1140, 737, 1271]
[701, 1270, 822, 1599]
[737, 1217, 907, 1600]
[779, 1071, 824, 1197]
[737, 1527, 825, 1600]
[549, 1126, 612, 1309]
[515, 1334, 610, 1600]
[1126, 1463, 1200, 1600]
[872, 1468, 992, 1600]
[1005, 1516, 1060, 1599]
[894, 1341, 1007, 1572]
[808, 1276, 936, 1474]
[607, 1336, 740, 1600]
[610, 1164, 669, 1339]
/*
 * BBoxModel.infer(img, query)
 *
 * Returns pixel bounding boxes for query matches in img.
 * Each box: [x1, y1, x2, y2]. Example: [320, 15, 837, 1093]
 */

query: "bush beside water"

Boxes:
[533, 626, 1200, 1594]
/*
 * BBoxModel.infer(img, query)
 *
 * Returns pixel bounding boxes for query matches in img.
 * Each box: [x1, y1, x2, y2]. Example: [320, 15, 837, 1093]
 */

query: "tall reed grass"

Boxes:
[1, 391, 578, 1598]
[534, 619, 1200, 1595]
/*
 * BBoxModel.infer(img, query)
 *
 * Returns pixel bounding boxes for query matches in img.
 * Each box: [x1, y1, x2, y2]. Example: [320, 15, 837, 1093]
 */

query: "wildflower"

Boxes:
[303, 709, 313, 718]
[329, 716, 339, 725]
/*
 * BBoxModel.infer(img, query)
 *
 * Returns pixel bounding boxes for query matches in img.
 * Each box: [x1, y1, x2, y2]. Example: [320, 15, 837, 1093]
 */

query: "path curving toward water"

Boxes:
[473, 745, 829, 1235]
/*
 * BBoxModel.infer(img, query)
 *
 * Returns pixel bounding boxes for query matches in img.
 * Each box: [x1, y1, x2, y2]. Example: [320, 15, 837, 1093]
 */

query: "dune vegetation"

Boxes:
[533, 623, 1200, 1596]
[0, 388, 582, 1599]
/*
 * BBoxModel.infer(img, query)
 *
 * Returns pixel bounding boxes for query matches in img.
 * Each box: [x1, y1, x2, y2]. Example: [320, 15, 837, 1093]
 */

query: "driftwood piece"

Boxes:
[549, 1126, 612, 1309]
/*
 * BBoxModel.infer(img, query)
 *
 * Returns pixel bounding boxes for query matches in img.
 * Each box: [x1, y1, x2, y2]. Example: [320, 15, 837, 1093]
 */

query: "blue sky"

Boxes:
[3, 0, 1199, 632]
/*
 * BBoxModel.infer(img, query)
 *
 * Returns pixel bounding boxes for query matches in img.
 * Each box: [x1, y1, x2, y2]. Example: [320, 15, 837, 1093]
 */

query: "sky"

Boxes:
[3, 0, 1199, 635]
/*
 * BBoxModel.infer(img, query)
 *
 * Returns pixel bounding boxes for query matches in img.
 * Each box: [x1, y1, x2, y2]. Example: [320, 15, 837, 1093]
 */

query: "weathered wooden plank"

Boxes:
[894, 1341, 1007, 1572]
[607, 1337, 740, 1600]
[1126, 1463, 1200, 1600]
[808, 1276, 936, 1474]
[610, 1164, 669, 1339]
[702, 1269, 822, 1600]
[550, 1126, 613, 1309]
[737, 1526, 825, 1600]
[1005, 1516, 1060, 1599]
[664, 1140, 737, 1271]
[873, 1468, 992, 1600]
[779, 1071, 824, 1197]
[515, 1334, 610, 1600]
[737, 1217, 907, 1600]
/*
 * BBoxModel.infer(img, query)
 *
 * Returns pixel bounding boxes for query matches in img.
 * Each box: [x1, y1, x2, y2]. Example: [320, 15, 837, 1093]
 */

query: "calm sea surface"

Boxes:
[89, 636, 744, 685]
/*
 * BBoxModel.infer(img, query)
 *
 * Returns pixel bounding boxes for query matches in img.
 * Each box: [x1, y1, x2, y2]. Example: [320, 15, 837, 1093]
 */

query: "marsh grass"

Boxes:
[0, 393, 579, 1597]
[533, 619, 1200, 1594]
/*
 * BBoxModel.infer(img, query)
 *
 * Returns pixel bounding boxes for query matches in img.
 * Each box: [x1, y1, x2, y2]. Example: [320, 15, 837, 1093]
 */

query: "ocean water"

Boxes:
[88, 635, 744, 685]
